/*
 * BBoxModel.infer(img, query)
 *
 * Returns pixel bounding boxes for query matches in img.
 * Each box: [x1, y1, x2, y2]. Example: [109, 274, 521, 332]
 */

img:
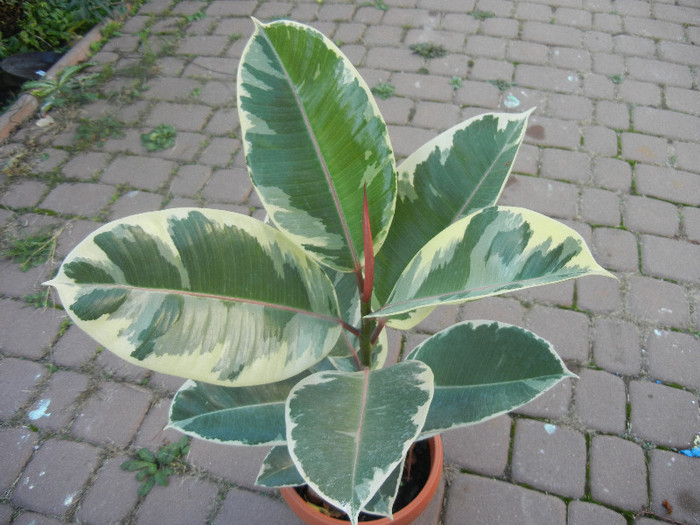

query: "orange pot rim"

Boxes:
[280, 435, 444, 525]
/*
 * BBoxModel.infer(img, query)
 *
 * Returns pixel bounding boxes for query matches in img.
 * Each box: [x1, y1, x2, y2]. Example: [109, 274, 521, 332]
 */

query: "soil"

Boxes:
[295, 440, 431, 522]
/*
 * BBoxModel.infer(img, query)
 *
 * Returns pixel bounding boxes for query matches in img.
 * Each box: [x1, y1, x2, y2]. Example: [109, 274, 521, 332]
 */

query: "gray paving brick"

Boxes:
[593, 158, 632, 191]
[481, 17, 520, 37]
[593, 318, 641, 375]
[141, 77, 201, 101]
[592, 227, 638, 272]
[201, 167, 252, 204]
[628, 275, 690, 329]
[198, 137, 240, 167]
[133, 397, 183, 450]
[567, 500, 626, 525]
[523, 116, 581, 149]
[548, 94, 593, 121]
[443, 415, 511, 476]
[522, 21, 582, 47]
[623, 16, 686, 41]
[649, 449, 700, 524]
[526, 305, 589, 361]
[61, 152, 110, 181]
[595, 100, 630, 129]
[593, 12, 622, 33]
[444, 473, 566, 525]
[102, 155, 175, 191]
[514, 2, 553, 21]
[204, 108, 239, 136]
[583, 73, 615, 100]
[72, 381, 151, 447]
[515, 379, 573, 419]
[553, 47, 592, 71]
[27, 370, 89, 431]
[512, 419, 586, 498]
[365, 47, 425, 72]
[629, 380, 699, 447]
[178, 35, 229, 56]
[626, 57, 693, 88]
[515, 64, 580, 93]
[0, 259, 49, 298]
[633, 107, 700, 143]
[39, 183, 115, 217]
[187, 438, 271, 488]
[95, 347, 150, 382]
[641, 235, 700, 284]
[673, 141, 700, 175]
[77, 454, 140, 524]
[499, 175, 578, 220]
[135, 475, 218, 525]
[583, 126, 617, 156]
[412, 101, 461, 130]
[377, 97, 414, 126]
[0, 427, 39, 491]
[392, 73, 456, 102]
[0, 299, 64, 359]
[590, 435, 647, 512]
[683, 205, 700, 243]
[50, 325, 99, 368]
[583, 31, 613, 53]
[613, 34, 655, 57]
[647, 330, 700, 390]
[665, 86, 700, 117]
[581, 188, 621, 227]
[197, 80, 236, 107]
[576, 274, 622, 314]
[636, 165, 700, 206]
[621, 133, 669, 165]
[109, 190, 162, 219]
[541, 149, 591, 183]
[1, 180, 48, 209]
[213, 488, 303, 525]
[12, 438, 101, 516]
[624, 195, 679, 237]
[145, 102, 212, 132]
[462, 296, 525, 326]
[575, 369, 626, 433]
[169, 164, 211, 197]
[13, 512, 64, 525]
[618, 80, 662, 106]
[389, 125, 436, 160]
[30, 148, 69, 174]
[470, 58, 515, 82]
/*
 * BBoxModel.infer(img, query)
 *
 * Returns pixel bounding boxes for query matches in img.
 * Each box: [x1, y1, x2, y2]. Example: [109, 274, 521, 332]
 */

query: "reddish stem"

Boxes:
[361, 186, 374, 304]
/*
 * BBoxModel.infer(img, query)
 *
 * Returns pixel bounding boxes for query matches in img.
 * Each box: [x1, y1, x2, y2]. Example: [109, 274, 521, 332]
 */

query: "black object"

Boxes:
[1, 51, 63, 80]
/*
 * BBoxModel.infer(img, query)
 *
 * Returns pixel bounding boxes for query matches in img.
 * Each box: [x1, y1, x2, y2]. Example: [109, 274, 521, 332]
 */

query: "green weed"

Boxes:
[488, 79, 516, 91]
[363, 0, 388, 10]
[449, 76, 463, 90]
[3, 229, 59, 271]
[141, 124, 177, 151]
[409, 42, 447, 59]
[371, 82, 395, 100]
[23, 62, 100, 114]
[121, 437, 190, 496]
[468, 10, 496, 20]
[74, 116, 125, 149]
[24, 289, 53, 309]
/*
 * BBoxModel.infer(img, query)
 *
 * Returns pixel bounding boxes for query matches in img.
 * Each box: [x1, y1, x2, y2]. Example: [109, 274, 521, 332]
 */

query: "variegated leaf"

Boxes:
[46, 209, 342, 387]
[374, 110, 532, 311]
[286, 362, 433, 525]
[370, 206, 612, 320]
[407, 321, 575, 436]
[238, 19, 396, 272]
[168, 377, 303, 446]
[256, 446, 305, 487]
[362, 462, 403, 518]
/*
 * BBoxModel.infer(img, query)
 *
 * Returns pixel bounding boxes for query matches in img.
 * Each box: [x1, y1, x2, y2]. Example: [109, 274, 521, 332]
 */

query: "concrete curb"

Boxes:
[0, 22, 107, 143]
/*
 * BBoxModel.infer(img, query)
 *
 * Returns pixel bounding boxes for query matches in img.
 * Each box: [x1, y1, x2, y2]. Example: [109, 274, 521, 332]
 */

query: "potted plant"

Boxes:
[46, 20, 611, 525]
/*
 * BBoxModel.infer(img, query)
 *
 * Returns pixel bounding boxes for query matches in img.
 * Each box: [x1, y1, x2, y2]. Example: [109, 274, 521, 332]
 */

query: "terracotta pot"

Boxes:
[280, 436, 443, 525]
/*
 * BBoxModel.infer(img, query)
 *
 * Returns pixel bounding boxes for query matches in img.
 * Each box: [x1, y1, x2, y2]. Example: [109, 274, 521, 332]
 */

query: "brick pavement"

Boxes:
[0, 0, 699, 523]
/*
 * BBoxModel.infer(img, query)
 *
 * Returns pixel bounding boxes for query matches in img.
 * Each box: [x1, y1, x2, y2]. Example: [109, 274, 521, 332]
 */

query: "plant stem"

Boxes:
[359, 299, 373, 368]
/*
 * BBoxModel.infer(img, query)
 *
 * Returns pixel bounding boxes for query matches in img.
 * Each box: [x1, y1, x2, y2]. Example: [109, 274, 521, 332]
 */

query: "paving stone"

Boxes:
[389, 125, 436, 161]
[50, 325, 99, 368]
[635, 165, 700, 206]
[391, 73, 455, 102]
[0, 259, 50, 298]
[624, 16, 686, 41]
[515, 379, 573, 419]
[212, 488, 303, 525]
[590, 435, 647, 512]
[461, 296, 525, 326]
[552, 47, 592, 71]
[624, 196, 679, 236]
[148, 371, 186, 393]
[540, 149, 591, 183]
[646, 330, 700, 390]
[592, 318, 641, 375]
[515, 64, 580, 94]
[135, 475, 218, 525]
[583, 126, 617, 156]
[198, 80, 236, 107]
[412, 101, 461, 130]
[365, 47, 425, 73]
[109, 190, 162, 219]
[591, 228, 638, 272]
[522, 21, 582, 47]
[61, 152, 110, 181]
[575, 369, 626, 433]
[633, 107, 700, 143]
[39, 183, 115, 217]
[72, 381, 151, 447]
[621, 133, 669, 165]
[618, 80, 661, 106]
[414, 304, 460, 334]
[95, 347, 151, 382]
[665, 86, 700, 117]
[595, 100, 630, 129]
[144, 102, 212, 133]
[627, 275, 690, 329]
[30, 148, 70, 174]
[499, 175, 578, 220]
[567, 501, 626, 525]
[626, 57, 693, 88]
[133, 397, 183, 450]
[640, 235, 700, 284]
[1, 180, 48, 209]
[444, 473, 566, 525]
[581, 188, 620, 227]
[77, 454, 140, 524]
[187, 438, 271, 488]
[512, 419, 586, 498]
[683, 205, 700, 243]
[13, 512, 64, 525]
[204, 108, 239, 136]
[102, 155, 176, 191]
[169, 164, 211, 197]
[584, 73, 615, 100]
[507, 40, 549, 65]
[443, 415, 511, 476]
[201, 167, 252, 203]
[649, 449, 700, 524]
[454, 80, 501, 108]
[0, 299, 64, 359]
[198, 137, 240, 166]
[377, 97, 414, 125]
[26, 370, 90, 431]
[593, 158, 632, 192]
[0, 427, 39, 491]
[576, 274, 622, 314]
[12, 438, 101, 516]
[629, 380, 699, 447]
[526, 306, 589, 362]
[522, 116, 581, 149]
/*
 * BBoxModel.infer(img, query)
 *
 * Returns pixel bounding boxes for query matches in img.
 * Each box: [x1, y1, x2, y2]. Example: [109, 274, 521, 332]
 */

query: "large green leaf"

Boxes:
[286, 362, 433, 525]
[169, 376, 303, 446]
[256, 446, 305, 487]
[370, 206, 612, 321]
[374, 110, 532, 309]
[407, 321, 575, 436]
[46, 208, 342, 387]
[238, 19, 396, 272]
